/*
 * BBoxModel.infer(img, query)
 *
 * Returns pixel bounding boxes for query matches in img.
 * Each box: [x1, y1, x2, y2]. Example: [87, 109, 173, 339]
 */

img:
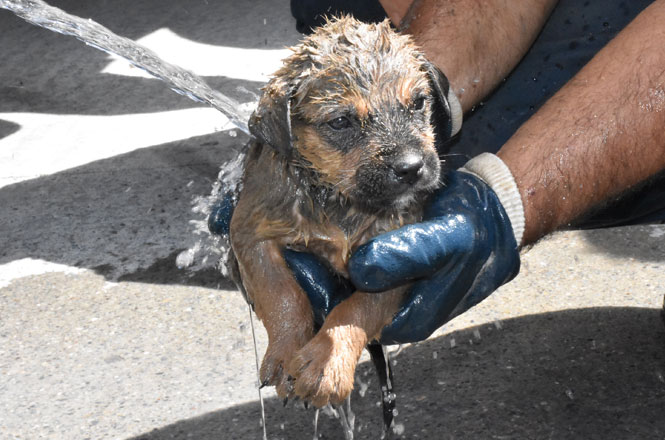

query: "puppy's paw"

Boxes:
[288, 332, 359, 407]
[260, 348, 292, 398]
[260, 332, 309, 399]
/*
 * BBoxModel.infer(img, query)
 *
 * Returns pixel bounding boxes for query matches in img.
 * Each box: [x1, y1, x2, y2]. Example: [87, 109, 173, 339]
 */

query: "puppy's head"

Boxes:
[250, 16, 460, 211]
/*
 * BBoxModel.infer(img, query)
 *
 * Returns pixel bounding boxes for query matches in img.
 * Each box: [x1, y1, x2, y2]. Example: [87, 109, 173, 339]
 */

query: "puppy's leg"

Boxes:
[234, 240, 315, 398]
[288, 289, 404, 407]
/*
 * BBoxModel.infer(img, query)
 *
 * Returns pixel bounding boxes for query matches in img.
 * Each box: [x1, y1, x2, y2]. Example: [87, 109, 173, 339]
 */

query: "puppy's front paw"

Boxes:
[261, 331, 310, 399]
[288, 331, 360, 407]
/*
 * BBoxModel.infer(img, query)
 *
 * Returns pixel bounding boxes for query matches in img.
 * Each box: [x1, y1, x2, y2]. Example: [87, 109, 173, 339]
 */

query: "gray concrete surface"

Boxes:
[1, 1, 664, 439]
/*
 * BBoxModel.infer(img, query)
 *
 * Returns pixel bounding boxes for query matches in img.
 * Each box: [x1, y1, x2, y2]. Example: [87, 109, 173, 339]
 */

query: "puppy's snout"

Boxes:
[391, 154, 424, 185]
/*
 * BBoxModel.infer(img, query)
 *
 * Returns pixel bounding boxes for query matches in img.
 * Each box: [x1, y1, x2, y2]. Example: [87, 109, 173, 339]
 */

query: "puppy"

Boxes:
[228, 16, 459, 408]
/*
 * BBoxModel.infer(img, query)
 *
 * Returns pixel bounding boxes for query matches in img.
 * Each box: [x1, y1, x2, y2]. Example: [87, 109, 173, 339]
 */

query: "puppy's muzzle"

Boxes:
[390, 153, 425, 186]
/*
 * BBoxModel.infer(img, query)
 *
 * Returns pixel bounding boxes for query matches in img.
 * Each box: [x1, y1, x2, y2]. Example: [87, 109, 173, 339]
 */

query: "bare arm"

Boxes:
[498, 0, 665, 244]
[380, 0, 559, 111]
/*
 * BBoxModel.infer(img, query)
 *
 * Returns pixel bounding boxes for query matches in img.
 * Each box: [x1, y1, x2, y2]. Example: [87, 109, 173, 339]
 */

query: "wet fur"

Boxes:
[229, 16, 450, 407]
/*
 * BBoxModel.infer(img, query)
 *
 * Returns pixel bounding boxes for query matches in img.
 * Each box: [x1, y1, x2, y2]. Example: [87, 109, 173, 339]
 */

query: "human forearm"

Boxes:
[381, 0, 558, 111]
[497, 0, 665, 245]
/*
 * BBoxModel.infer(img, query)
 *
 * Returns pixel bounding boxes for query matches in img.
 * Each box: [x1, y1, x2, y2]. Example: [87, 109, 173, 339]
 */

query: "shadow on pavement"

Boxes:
[129, 307, 665, 440]
[0, 119, 20, 140]
[579, 227, 665, 263]
[0, 130, 246, 285]
[117, 250, 236, 289]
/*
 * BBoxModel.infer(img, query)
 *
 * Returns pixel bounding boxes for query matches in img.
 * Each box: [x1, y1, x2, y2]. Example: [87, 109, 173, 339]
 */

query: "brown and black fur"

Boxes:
[229, 16, 456, 408]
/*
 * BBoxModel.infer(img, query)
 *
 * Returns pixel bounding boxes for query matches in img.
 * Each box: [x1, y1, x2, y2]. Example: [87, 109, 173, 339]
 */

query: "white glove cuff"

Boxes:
[460, 153, 525, 246]
[447, 88, 463, 138]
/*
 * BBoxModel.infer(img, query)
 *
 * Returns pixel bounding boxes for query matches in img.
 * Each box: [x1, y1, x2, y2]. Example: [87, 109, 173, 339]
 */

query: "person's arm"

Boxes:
[498, 0, 665, 245]
[380, 0, 559, 111]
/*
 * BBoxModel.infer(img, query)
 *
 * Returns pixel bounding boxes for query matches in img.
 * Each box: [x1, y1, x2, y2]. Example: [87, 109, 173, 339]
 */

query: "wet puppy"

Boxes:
[229, 16, 459, 407]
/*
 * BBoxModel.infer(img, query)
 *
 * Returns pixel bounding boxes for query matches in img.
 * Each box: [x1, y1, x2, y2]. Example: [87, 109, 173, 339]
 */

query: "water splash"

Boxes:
[177, 148, 247, 275]
[314, 400, 356, 440]
[313, 409, 320, 440]
[0, 0, 253, 134]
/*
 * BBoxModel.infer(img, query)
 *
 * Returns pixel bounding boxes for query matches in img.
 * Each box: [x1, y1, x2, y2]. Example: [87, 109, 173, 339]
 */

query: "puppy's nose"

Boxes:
[392, 154, 424, 185]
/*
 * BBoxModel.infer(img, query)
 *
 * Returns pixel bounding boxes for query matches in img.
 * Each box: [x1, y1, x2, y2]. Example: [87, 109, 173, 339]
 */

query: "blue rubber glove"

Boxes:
[349, 169, 520, 343]
[282, 164, 522, 344]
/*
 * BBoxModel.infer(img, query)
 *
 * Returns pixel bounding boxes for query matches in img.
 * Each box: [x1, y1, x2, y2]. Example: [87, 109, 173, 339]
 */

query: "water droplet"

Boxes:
[356, 376, 370, 397]
[175, 246, 197, 269]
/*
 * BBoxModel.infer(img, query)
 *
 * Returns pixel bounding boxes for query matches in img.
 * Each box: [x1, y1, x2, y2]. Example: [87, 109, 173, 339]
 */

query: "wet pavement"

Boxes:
[1, 1, 664, 439]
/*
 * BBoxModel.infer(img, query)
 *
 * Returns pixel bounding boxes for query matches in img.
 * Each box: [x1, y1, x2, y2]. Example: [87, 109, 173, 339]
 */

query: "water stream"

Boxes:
[0, 0, 253, 134]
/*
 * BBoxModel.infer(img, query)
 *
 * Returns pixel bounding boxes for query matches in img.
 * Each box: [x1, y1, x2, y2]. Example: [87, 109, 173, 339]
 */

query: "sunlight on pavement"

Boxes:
[101, 28, 290, 82]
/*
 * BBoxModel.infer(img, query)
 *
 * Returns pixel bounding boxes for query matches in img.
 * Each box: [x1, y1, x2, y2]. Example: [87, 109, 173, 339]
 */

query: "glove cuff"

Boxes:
[447, 88, 463, 138]
[460, 153, 525, 246]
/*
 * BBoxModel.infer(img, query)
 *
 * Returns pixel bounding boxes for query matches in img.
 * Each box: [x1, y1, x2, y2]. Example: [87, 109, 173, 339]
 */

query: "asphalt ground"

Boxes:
[1, 1, 664, 439]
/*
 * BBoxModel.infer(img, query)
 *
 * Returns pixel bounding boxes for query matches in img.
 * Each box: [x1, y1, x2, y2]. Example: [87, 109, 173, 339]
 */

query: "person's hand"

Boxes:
[349, 167, 521, 343]
[284, 153, 525, 344]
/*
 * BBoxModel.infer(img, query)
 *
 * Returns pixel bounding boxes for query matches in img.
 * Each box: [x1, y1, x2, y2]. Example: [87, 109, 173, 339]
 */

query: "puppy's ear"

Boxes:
[248, 83, 294, 158]
[425, 62, 463, 145]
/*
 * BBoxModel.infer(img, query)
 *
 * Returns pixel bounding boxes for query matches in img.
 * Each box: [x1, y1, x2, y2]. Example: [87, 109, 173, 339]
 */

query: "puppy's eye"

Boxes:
[412, 96, 427, 111]
[327, 116, 353, 130]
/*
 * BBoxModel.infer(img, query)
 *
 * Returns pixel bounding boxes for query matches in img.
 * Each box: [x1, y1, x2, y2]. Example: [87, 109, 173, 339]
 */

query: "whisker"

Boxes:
[438, 153, 471, 160]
